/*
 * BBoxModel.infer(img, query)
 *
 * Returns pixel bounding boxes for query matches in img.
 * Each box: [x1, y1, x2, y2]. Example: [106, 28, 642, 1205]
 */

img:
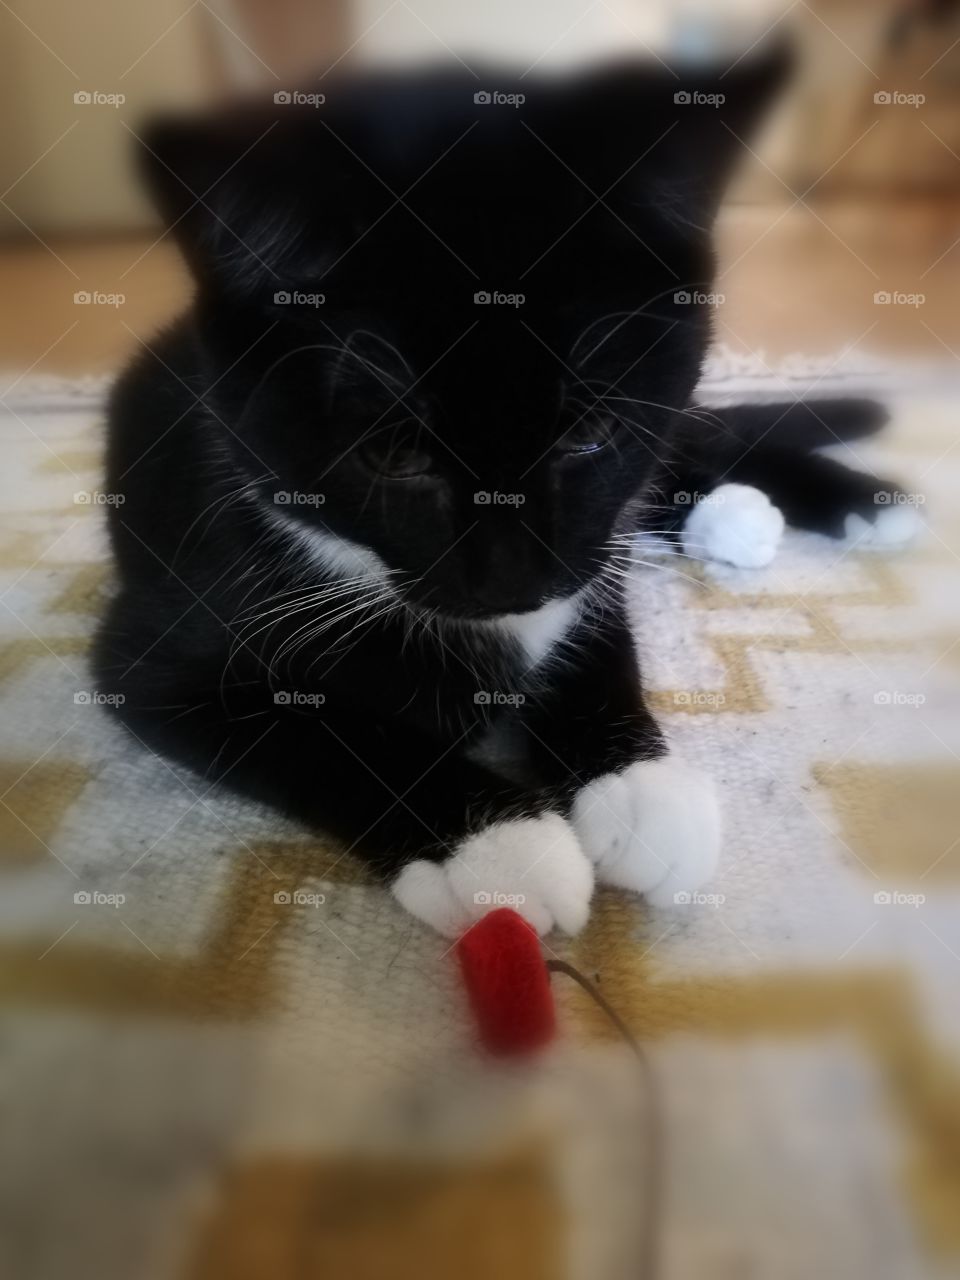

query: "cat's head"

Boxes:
[142, 54, 786, 619]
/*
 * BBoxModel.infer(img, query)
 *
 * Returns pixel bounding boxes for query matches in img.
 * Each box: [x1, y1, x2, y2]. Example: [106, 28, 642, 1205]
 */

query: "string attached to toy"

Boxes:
[546, 957, 663, 1280]
[456, 908, 663, 1279]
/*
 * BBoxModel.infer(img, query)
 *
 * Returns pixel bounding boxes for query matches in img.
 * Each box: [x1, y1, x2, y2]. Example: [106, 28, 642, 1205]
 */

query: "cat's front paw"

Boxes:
[570, 757, 720, 907]
[683, 483, 785, 568]
[392, 813, 594, 937]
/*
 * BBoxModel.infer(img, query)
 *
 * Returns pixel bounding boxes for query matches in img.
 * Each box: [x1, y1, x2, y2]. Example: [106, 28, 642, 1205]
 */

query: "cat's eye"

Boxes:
[555, 415, 617, 456]
[359, 430, 433, 479]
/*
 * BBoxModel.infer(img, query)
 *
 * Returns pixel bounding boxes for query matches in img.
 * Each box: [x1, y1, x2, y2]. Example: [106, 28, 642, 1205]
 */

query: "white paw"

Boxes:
[683, 483, 785, 568]
[392, 813, 594, 938]
[844, 506, 919, 550]
[570, 757, 720, 908]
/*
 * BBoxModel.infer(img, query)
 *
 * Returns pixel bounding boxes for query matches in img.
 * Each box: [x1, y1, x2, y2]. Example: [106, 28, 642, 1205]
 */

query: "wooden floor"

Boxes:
[1, 197, 959, 377]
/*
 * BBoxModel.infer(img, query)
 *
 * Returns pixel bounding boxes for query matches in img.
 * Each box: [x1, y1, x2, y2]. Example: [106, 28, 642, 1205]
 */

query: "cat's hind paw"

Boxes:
[682, 483, 785, 568]
[843, 504, 920, 550]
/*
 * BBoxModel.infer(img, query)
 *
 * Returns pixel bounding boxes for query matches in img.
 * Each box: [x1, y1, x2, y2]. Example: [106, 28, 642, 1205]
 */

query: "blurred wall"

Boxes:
[2, 0, 960, 238]
[0, 0, 214, 235]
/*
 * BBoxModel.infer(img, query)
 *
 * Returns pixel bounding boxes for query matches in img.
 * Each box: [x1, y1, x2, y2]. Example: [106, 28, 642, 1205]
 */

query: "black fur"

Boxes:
[94, 56, 904, 877]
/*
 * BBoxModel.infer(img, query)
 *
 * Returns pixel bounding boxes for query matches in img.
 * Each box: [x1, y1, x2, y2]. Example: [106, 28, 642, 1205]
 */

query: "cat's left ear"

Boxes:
[538, 42, 792, 233]
[644, 42, 793, 226]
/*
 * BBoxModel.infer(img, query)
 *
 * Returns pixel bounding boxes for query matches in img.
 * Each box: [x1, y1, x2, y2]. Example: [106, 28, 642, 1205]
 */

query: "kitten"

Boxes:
[94, 54, 913, 936]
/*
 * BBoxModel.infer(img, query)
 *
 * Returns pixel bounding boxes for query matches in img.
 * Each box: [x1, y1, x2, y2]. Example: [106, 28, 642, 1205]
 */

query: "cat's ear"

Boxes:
[542, 43, 791, 234]
[136, 108, 341, 298]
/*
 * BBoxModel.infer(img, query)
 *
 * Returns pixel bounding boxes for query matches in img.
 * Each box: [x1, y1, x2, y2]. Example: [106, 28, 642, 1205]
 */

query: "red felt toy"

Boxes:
[456, 907, 556, 1055]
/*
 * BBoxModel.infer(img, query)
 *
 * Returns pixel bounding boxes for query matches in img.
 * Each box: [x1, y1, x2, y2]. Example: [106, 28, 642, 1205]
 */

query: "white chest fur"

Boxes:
[490, 595, 578, 668]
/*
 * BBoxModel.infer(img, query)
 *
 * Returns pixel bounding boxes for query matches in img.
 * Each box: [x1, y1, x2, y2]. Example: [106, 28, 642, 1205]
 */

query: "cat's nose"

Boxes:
[472, 583, 541, 616]
[470, 537, 544, 615]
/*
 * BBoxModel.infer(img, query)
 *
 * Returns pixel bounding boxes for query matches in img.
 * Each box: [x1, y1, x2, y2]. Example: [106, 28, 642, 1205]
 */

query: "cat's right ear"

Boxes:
[136, 108, 331, 299]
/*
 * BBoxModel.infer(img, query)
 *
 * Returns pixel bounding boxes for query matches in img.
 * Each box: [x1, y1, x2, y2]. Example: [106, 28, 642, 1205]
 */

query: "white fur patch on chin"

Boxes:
[570, 757, 720, 907]
[682, 483, 785, 568]
[488, 595, 579, 668]
[392, 813, 593, 937]
[844, 506, 919, 550]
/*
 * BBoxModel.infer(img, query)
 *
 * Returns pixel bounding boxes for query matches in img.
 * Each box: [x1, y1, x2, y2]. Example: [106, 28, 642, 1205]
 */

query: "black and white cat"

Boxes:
[94, 55, 914, 937]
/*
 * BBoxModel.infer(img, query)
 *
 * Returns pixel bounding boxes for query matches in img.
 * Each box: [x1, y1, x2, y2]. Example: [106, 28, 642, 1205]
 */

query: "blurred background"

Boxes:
[2, 4, 960, 1280]
[2, 0, 960, 374]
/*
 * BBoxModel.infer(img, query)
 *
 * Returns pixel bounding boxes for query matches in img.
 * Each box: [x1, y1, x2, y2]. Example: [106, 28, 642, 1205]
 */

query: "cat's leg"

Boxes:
[719, 446, 921, 548]
[660, 403, 918, 566]
[520, 611, 721, 907]
[675, 453, 918, 567]
[94, 594, 593, 937]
